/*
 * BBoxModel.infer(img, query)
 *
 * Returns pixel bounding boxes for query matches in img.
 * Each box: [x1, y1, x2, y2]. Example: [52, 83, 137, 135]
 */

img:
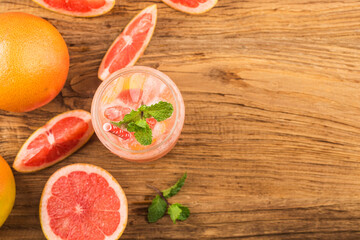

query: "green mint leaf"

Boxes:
[126, 122, 137, 132]
[162, 172, 187, 198]
[177, 205, 190, 221]
[167, 204, 182, 224]
[126, 123, 152, 146]
[134, 124, 152, 145]
[135, 119, 148, 128]
[120, 110, 141, 124]
[147, 195, 167, 223]
[167, 203, 190, 224]
[138, 105, 147, 112]
[112, 101, 173, 146]
[143, 101, 174, 122]
[143, 112, 152, 119]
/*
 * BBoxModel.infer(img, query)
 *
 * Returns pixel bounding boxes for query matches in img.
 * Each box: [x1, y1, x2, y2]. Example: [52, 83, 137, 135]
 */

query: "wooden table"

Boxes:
[1, 0, 360, 239]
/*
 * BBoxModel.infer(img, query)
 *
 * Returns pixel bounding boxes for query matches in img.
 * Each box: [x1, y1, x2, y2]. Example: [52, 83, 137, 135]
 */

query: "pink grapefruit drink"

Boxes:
[91, 66, 185, 162]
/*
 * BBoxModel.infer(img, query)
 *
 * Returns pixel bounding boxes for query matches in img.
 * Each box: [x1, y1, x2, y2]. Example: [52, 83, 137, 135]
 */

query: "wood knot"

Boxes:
[209, 68, 248, 88]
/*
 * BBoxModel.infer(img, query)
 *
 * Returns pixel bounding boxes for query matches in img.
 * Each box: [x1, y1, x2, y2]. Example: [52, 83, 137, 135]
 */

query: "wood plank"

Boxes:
[1, 0, 360, 239]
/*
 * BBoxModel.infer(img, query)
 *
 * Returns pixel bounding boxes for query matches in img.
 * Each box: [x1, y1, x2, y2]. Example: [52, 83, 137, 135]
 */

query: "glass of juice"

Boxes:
[91, 66, 185, 162]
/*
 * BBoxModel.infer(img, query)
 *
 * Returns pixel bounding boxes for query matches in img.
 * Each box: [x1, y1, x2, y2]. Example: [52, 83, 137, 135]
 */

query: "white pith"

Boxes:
[40, 164, 128, 240]
[32, 0, 115, 17]
[162, 0, 217, 14]
[98, 4, 157, 81]
[13, 110, 94, 172]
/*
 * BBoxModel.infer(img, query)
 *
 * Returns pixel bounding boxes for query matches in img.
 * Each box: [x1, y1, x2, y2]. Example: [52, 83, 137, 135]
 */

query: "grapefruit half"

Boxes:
[13, 110, 94, 173]
[40, 164, 128, 240]
[162, 0, 217, 14]
[98, 5, 157, 81]
[32, 0, 115, 17]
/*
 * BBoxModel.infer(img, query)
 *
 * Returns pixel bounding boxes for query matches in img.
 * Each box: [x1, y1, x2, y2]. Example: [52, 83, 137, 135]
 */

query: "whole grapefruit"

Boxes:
[0, 156, 16, 227]
[0, 12, 69, 112]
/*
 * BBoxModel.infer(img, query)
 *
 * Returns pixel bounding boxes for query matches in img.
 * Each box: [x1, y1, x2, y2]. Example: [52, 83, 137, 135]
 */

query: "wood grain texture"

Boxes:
[1, 0, 360, 239]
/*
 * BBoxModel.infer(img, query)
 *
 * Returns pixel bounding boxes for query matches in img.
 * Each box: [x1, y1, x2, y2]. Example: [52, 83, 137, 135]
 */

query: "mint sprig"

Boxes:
[168, 203, 190, 223]
[162, 172, 187, 198]
[147, 173, 190, 224]
[148, 195, 168, 223]
[111, 101, 173, 146]
[128, 123, 152, 146]
[141, 101, 174, 122]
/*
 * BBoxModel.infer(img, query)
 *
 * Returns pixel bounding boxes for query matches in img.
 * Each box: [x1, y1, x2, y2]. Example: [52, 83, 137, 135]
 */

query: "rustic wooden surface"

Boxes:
[1, 0, 360, 239]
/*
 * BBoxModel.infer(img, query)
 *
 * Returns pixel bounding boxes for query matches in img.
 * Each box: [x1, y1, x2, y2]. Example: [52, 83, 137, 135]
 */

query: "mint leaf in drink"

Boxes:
[167, 203, 190, 224]
[127, 122, 152, 145]
[147, 195, 168, 223]
[143, 101, 174, 122]
[111, 110, 140, 127]
[121, 109, 141, 124]
[147, 173, 190, 224]
[138, 105, 147, 112]
[126, 122, 137, 132]
[135, 119, 148, 128]
[133, 124, 152, 146]
[162, 172, 187, 198]
[111, 101, 173, 146]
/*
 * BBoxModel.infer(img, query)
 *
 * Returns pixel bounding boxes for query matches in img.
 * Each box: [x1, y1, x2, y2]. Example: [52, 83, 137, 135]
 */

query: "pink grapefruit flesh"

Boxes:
[146, 118, 157, 129]
[32, 0, 115, 17]
[118, 88, 144, 109]
[98, 5, 157, 81]
[13, 110, 94, 173]
[40, 164, 128, 240]
[162, 0, 217, 14]
[104, 106, 131, 121]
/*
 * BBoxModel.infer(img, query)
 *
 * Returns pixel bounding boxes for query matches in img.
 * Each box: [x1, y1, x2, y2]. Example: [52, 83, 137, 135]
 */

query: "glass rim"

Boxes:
[91, 66, 182, 154]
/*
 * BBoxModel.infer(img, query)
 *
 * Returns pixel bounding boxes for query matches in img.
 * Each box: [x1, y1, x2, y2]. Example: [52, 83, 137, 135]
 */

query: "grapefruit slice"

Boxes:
[98, 5, 157, 81]
[40, 164, 128, 240]
[13, 110, 94, 173]
[162, 0, 217, 14]
[32, 0, 115, 17]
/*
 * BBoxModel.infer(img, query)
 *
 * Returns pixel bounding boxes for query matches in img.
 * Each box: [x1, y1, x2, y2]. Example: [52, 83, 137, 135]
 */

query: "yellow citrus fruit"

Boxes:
[0, 156, 16, 227]
[0, 12, 69, 112]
